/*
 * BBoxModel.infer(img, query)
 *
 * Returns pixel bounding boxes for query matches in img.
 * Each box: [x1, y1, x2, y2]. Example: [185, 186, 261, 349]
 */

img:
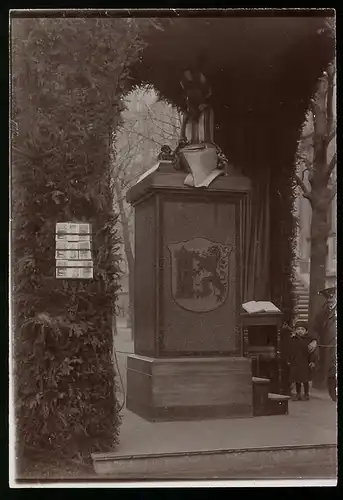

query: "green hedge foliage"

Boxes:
[11, 17, 148, 459]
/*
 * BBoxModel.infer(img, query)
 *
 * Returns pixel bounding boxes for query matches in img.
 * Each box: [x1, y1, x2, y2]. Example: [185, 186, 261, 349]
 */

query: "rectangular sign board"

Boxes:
[56, 234, 91, 242]
[56, 260, 93, 268]
[78, 250, 92, 260]
[56, 222, 91, 234]
[55, 250, 92, 260]
[55, 250, 79, 260]
[56, 240, 91, 250]
[56, 267, 94, 279]
[55, 221, 93, 279]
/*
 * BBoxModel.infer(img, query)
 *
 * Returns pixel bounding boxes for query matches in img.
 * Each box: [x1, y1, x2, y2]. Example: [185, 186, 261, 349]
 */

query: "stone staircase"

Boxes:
[294, 278, 309, 322]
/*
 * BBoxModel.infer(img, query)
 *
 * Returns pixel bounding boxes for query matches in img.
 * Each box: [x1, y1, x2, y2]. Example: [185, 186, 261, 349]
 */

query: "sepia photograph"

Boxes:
[9, 8, 337, 487]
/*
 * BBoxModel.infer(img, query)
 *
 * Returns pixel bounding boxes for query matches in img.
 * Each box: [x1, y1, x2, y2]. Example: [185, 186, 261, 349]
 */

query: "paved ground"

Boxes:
[112, 324, 336, 455]
[94, 446, 337, 480]
[156, 458, 336, 480]
[19, 324, 337, 483]
[113, 322, 133, 406]
[112, 397, 336, 457]
[109, 324, 337, 480]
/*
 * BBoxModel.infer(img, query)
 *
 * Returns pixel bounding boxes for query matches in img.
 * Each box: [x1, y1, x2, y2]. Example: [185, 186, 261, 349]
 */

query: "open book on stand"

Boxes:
[242, 301, 281, 314]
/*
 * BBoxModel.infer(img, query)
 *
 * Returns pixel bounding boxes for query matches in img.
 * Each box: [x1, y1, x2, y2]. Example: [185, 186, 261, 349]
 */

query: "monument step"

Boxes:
[252, 379, 290, 417]
[91, 395, 337, 479]
[294, 308, 308, 313]
[127, 354, 253, 422]
[267, 393, 290, 416]
[296, 302, 309, 308]
[294, 287, 308, 292]
[252, 376, 270, 384]
[252, 378, 270, 416]
[92, 444, 336, 479]
[268, 393, 291, 400]
[294, 310, 308, 316]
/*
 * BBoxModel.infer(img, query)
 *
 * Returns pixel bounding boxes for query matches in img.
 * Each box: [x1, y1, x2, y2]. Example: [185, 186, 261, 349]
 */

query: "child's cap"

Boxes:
[294, 320, 308, 330]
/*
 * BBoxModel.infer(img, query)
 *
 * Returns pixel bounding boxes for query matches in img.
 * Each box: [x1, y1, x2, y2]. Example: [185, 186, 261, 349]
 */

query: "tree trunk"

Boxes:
[308, 204, 329, 331]
[307, 74, 333, 387]
[308, 73, 331, 331]
[114, 180, 135, 339]
[296, 66, 336, 389]
[127, 270, 134, 331]
[309, 201, 331, 389]
[112, 311, 118, 336]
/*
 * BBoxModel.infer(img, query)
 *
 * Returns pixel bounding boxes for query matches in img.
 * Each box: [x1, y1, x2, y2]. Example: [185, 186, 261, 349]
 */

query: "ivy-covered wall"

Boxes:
[11, 17, 149, 460]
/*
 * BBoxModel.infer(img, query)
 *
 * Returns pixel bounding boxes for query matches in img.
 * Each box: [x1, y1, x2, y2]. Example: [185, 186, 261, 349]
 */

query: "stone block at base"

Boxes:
[126, 354, 253, 421]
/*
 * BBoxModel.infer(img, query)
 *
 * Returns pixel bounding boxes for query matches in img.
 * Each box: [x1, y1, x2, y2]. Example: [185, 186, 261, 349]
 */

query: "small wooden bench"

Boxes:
[252, 378, 290, 416]
[267, 393, 290, 416]
[252, 377, 270, 416]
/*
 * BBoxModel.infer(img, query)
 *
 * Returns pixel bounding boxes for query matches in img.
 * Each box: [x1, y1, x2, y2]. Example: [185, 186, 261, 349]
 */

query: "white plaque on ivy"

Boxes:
[56, 267, 94, 279]
[55, 221, 93, 279]
[56, 234, 91, 242]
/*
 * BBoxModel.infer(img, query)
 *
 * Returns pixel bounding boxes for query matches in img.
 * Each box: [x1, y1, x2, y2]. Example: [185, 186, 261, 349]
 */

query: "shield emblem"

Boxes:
[168, 237, 232, 312]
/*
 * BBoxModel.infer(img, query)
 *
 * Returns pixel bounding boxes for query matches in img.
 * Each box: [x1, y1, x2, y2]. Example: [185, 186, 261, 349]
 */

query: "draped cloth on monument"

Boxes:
[240, 172, 271, 303]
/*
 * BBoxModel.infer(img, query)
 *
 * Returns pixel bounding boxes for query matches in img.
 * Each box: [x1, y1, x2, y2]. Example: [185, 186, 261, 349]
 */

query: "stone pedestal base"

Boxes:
[126, 354, 253, 421]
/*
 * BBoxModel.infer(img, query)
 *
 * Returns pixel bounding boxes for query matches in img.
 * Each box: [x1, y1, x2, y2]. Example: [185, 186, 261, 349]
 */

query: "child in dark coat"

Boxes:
[287, 321, 317, 401]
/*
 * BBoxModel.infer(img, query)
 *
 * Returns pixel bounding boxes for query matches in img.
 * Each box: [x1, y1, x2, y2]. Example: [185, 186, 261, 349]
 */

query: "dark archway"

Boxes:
[11, 13, 334, 465]
[128, 15, 334, 319]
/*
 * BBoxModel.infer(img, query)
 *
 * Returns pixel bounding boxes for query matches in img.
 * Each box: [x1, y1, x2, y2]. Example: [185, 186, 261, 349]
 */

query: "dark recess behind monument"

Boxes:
[127, 15, 334, 322]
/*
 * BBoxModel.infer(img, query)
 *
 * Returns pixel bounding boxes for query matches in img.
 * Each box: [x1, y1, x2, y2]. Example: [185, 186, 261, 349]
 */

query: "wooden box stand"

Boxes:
[126, 163, 252, 421]
[242, 312, 290, 416]
[127, 355, 253, 421]
[241, 311, 284, 394]
[252, 377, 270, 416]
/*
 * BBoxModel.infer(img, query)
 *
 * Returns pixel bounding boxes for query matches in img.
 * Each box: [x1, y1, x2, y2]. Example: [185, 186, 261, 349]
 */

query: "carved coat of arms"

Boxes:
[168, 237, 232, 312]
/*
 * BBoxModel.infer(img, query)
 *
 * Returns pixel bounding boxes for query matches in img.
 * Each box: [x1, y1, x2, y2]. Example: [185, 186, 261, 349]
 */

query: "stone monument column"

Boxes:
[125, 162, 253, 421]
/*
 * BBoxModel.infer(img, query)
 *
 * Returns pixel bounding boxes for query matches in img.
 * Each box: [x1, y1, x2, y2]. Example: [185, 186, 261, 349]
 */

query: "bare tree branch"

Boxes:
[327, 124, 336, 145]
[110, 140, 143, 182]
[112, 93, 181, 221]
[309, 100, 315, 116]
[297, 153, 312, 167]
[312, 75, 328, 137]
[326, 62, 335, 141]
[295, 174, 313, 203]
[300, 131, 314, 141]
[127, 128, 165, 147]
[296, 155, 313, 182]
[144, 104, 179, 143]
[326, 152, 337, 182]
[301, 166, 313, 182]
[329, 182, 337, 203]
